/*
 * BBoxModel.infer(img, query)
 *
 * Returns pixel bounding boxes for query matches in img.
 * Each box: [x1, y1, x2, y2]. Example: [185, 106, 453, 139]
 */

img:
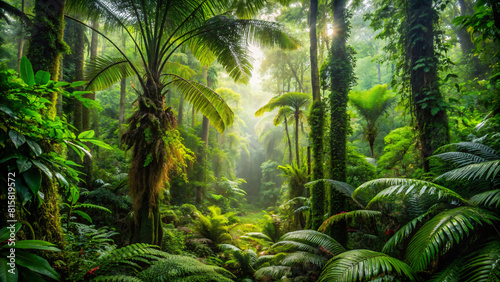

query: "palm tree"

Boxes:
[67, 0, 298, 244]
[256, 92, 311, 166]
[349, 84, 396, 158]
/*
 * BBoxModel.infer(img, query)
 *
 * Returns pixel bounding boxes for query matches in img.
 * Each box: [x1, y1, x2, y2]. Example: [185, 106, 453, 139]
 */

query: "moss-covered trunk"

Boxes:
[407, 0, 449, 172]
[308, 0, 325, 230]
[327, 0, 352, 247]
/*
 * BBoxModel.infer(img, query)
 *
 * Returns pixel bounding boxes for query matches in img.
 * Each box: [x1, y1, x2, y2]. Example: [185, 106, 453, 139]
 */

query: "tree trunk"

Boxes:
[294, 112, 300, 166]
[27, 0, 66, 119]
[16, 0, 25, 74]
[178, 94, 184, 126]
[376, 63, 382, 84]
[327, 0, 351, 247]
[119, 31, 126, 136]
[284, 115, 293, 164]
[407, 0, 449, 172]
[309, 0, 325, 230]
[196, 67, 210, 206]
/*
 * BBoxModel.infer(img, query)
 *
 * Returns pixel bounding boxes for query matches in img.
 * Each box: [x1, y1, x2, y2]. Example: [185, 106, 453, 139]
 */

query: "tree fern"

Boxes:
[317, 249, 418, 282]
[318, 210, 382, 233]
[405, 206, 499, 272]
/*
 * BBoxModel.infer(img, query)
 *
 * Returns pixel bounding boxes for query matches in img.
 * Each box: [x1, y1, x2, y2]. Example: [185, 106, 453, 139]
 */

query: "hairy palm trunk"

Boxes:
[328, 0, 351, 246]
[125, 79, 171, 245]
[309, 0, 325, 230]
[285, 115, 293, 164]
[407, 0, 449, 172]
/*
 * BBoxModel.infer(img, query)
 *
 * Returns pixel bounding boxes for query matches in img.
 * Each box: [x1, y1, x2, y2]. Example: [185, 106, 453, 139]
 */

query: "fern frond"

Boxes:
[85, 55, 136, 91]
[461, 240, 500, 282]
[279, 230, 345, 256]
[74, 203, 112, 213]
[365, 181, 467, 210]
[432, 152, 487, 167]
[318, 210, 382, 233]
[436, 142, 500, 161]
[91, 275, 142, 282]
[218, 243, 241, 252]
[254, 265, 290, 280]
[428, 258, 462, 282]
[165, 76, 233, 133]
[470, 189, 500, 208]
[272, 240, 322, 255]
[435, 160, 500, 182]
[317, 249, 418, 282]
[280, 251, 327, 268]
[244, 232, 272, 242]
[254, 255, 274, 268]
[406, 206, 499, 272]
[307, 179, 357, 199]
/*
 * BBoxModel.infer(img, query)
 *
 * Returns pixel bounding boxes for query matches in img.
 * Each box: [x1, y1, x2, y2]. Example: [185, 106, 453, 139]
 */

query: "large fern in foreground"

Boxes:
[137, 254, 236, 282]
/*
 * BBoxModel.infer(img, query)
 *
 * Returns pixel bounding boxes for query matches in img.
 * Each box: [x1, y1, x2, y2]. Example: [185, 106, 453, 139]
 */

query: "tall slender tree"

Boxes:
[308, 0, 325, 230]
[68, 0, 297, 244]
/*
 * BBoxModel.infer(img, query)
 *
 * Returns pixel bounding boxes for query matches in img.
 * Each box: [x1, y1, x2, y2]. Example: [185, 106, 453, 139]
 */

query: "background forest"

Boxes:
[0, 0, 499, 281]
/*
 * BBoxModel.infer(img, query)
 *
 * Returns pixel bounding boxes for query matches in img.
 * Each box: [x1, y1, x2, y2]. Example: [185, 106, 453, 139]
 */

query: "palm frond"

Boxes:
[218, 243, 241, 252]
[382, 208, 436, 254]
[461, 240, 500, 282]
[436, 142, 500, 161]
[431, 152, 487, 167]
[165, 76, 234, 133]
[85, 55, 136, 91]
[428, 258, 462, 282]
[406, 206, 499, 272]
[254, 265, 290, 280]
[307, 179, 357, 198]
[365, 180, 467, 210]
[435, 160, 500, 182]
[278, 230, 345, 256]
[272, 240, 322, 255]
[318, 210, 382, 233]
[317, 249, 418, 282]
[469, 189, 500, 208]
[188, 16, 298, 83]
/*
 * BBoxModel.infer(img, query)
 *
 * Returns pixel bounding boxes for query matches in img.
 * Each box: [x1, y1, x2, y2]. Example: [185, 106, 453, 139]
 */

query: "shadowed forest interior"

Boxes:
[0, 0, 499, 281]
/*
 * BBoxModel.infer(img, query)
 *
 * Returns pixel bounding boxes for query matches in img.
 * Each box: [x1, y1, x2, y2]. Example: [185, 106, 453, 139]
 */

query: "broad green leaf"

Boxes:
[0, 258, 18, 282]
[0, 223, 22, 242]
[69, 81, 87, 87]
[23, 168, 42, 195]
[34, 71, 50, 85]
[16, 178, 33, 205]
[15, 250, 59, 280]
[80, 138, 113, 150]
[26, 140, 42, 157]
[20, 56, 35, 87]
[0, 105, 17, 118]
[12, 241, 60, 252]
[53, 81, 70, 87]
[77, 130, 95, 139]
[31, 160, 52, 179]
[9, 130, 26, 149]
[16, 158, 32, 173]
[73, 210, 92, 223]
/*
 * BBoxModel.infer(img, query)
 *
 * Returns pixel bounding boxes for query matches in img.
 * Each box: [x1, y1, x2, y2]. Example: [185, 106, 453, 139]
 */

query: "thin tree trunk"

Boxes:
[16, 0, 25, 73]
[178, 94, 184, 126]
[119, 31, 126, 136]
[377, 63, 382, 84]
[284, 115, 293, 164]
[309, 0, 325, 230]
[286, 55, 305, 93]
[295, 112, 300, 166]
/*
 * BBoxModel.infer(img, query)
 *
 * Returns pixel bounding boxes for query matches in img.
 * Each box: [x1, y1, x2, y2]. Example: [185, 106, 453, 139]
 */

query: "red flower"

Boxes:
[90, 266, 100, 275]
[386, 229, 393, 236]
